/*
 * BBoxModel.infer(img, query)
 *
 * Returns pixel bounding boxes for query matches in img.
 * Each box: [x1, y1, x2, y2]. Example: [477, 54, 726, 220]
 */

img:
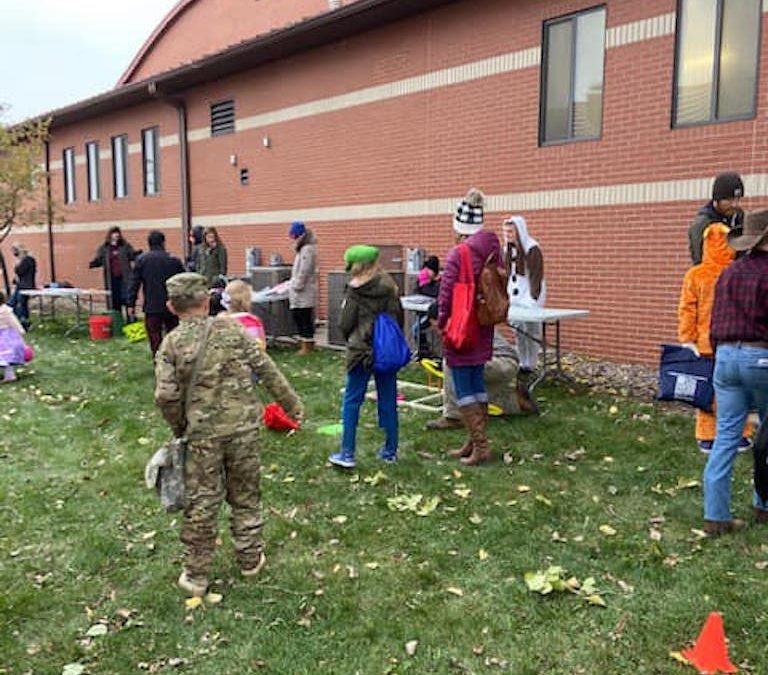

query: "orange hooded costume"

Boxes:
[678, 223, 750, 442]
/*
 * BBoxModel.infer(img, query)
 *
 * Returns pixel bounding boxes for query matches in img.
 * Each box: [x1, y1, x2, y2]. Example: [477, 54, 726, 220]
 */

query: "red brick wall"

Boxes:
[12, 0, 767, 364]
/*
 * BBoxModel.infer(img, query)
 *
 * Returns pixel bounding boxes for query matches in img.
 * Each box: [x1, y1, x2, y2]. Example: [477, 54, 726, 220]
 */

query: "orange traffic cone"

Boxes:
[682, 612, 738, 674]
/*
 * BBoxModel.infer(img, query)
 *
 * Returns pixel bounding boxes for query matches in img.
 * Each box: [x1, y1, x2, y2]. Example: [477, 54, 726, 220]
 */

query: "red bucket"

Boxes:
[89, 315, 112, 340]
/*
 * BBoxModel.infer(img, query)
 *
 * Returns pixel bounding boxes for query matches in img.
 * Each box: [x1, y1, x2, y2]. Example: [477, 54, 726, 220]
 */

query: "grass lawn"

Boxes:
[1, 322, 766, 675]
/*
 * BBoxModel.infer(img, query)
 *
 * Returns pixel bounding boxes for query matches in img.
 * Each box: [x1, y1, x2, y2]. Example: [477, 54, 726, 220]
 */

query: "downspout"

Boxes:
[148, 82, 192, 258]
[44, 140, 56, 282]
[175, 99, 192, 260]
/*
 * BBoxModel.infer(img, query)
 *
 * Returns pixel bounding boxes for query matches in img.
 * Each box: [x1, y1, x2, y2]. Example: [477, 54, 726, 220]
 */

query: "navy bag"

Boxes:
[372, 313, 411, 374]
[656, 343, 715, 412]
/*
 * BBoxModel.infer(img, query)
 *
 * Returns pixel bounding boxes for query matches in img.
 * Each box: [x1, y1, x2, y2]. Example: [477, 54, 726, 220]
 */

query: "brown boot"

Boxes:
[298, 340, 314, 355]
[426, 416, 463, 431]
[515, 382, 539, 416]
[448, 404, 479, 458]
[703, 519, 746, 536]
[461, 403, 491, 466]
[754, 508, 768, 524]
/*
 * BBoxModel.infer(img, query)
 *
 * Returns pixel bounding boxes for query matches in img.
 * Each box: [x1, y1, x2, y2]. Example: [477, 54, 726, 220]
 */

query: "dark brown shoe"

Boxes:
[703, 519, 746, 536]
[754, 508, 768, 524]
[425, 416, 463, 431]
[515, 383, 539, 416]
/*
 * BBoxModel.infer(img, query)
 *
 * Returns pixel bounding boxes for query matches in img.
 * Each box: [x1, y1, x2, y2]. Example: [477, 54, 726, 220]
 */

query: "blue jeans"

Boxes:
[704, 344, 768, 521]
[9, 288, 29, 327]
[341, 364, 398, 457]
[451, 364, 487, 407]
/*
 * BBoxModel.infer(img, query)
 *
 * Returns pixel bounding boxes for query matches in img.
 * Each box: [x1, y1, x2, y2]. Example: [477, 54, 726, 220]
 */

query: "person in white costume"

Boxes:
[502, 216, 546, 380]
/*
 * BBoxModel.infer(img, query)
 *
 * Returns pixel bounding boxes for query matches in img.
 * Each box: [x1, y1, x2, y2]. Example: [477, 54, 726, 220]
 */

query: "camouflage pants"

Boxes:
[181, 431, 263, 579]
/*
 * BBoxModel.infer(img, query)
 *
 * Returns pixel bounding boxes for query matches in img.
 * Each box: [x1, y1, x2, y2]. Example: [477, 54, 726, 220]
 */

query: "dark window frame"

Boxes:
[62, 147, 76, 204]
[671, 0, 762, 129]
[538, 4, 607, 147]
[85, 141, 101, 202]
[141, 126, 160, 196]
[210, 99, 236, 137]
[111, 134, 129, 199]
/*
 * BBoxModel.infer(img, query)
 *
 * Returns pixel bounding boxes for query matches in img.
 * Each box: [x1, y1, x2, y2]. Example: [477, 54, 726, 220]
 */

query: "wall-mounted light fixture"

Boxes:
[229, 154, 238, 166]
[262, 136, 271, 149]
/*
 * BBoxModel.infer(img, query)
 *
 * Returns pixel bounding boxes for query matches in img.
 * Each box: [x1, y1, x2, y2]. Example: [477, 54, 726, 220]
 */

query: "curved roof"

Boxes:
[118, 0, 336, 86]
[117, 0, 195, 86]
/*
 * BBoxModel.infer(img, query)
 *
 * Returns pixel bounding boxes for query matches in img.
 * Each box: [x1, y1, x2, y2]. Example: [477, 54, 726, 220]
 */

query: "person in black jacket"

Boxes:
[127, 231, 184, 357]
[9, 243, 36, 330]
[89, 226, 139, 319]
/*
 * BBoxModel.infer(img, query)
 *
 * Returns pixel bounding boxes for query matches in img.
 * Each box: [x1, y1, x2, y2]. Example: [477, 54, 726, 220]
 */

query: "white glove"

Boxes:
[681, 342, 700, 357]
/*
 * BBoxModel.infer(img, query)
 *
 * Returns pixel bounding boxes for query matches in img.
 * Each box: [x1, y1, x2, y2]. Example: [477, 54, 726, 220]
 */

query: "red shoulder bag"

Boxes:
[442, 243, 479, 352]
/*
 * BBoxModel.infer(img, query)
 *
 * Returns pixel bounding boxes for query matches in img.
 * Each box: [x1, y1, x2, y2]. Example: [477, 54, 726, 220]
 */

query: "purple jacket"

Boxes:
[438, 229, 501, 367]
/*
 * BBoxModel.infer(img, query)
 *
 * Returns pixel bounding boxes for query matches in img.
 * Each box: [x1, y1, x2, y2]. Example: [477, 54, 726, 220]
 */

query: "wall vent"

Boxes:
[210, 100, 235, 136]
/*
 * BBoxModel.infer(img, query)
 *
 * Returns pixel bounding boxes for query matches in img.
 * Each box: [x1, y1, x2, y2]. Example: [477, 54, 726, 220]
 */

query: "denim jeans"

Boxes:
[451, 364, 487, 408]
[703, 344, 768, 521]
[8, 289, 30, 329]
[341, 364, 398, 457]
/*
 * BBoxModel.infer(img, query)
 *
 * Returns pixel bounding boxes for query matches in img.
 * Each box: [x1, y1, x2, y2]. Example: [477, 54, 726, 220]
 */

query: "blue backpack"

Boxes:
[373, 313, 411, 374]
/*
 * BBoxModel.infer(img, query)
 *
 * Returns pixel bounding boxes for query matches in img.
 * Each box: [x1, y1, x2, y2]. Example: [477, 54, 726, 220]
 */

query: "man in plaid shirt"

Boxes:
[703, 210, 768, 535]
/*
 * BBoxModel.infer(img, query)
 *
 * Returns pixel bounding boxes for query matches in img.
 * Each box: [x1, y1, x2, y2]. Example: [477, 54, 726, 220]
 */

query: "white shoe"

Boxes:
[241, 551, 267, 577]
[178, 570, 207, 597]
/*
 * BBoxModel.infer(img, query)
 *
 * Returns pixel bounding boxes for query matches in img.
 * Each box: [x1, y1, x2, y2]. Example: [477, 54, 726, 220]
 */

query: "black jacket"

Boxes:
[688, 202, 743, 264]
[128, 249, 184, 314]
[14, 255, 37, 290]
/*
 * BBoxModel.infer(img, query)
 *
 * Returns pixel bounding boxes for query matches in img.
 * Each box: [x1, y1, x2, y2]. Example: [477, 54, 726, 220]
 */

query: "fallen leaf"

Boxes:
[452, 469, 462, 479]
[535, 494, 553, 506]
[205, 592, 223, 604]
[585, 594, 607, 607]
[755, 561, 768, 570]
[365, 562, 379, 570]
[478, 549, 489, 561]
[62, 665, 86, 675]
[137, 437, 151, 446]
[405, 640, 419, 656]
[599, 525, 617, 537]
[453, 488, 471, 499]
[551, 531, 567, 543]
[468, 513, 483, 525]
[185, 597, 203, 610]
[446, 587, 464, 597]
[608, 405, 619, 415]
[416, 496, 440, 517]
[332, 515, 348, 525]
[649, 529, 662, 542]
[669, 651, 690, 665]
[517, 485, 531, 493]
[85, 624, 108, 637]
[363, 471, 387, 486]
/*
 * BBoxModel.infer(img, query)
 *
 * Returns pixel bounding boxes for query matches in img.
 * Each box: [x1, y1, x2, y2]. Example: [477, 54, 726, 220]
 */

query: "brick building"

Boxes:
[7, 0, 768, 363]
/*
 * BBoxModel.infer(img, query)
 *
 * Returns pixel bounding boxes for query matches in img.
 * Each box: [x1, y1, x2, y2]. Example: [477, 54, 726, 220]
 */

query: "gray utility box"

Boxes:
[327, 271, 405, 347]
[249, 266, 297, 341]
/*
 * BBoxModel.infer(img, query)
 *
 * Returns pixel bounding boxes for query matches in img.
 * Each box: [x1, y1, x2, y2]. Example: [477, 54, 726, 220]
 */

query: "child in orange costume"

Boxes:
[678, 223, 752, 453]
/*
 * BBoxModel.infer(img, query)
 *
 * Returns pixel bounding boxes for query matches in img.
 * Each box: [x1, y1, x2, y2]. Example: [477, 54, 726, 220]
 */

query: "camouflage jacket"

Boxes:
[155, 315, 303, 440]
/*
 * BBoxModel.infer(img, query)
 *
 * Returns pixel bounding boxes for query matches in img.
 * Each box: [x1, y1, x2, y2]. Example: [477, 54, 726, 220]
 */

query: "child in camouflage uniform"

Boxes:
[155, 273, 304, 596]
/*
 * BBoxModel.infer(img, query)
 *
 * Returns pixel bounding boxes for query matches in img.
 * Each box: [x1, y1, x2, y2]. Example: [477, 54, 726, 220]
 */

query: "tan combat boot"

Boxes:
[448, 403, 480, 459]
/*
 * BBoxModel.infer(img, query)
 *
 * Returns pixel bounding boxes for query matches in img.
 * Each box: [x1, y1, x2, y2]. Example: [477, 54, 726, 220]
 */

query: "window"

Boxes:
[674, 0, 761, 126]
[142, 126, 160, 195]
[210, 100, 235, 136]
[63, 147, 76, 204]
[86, 141, 100, 201]
[111, 134, 128, 199]
[540, 6, 606, 144]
